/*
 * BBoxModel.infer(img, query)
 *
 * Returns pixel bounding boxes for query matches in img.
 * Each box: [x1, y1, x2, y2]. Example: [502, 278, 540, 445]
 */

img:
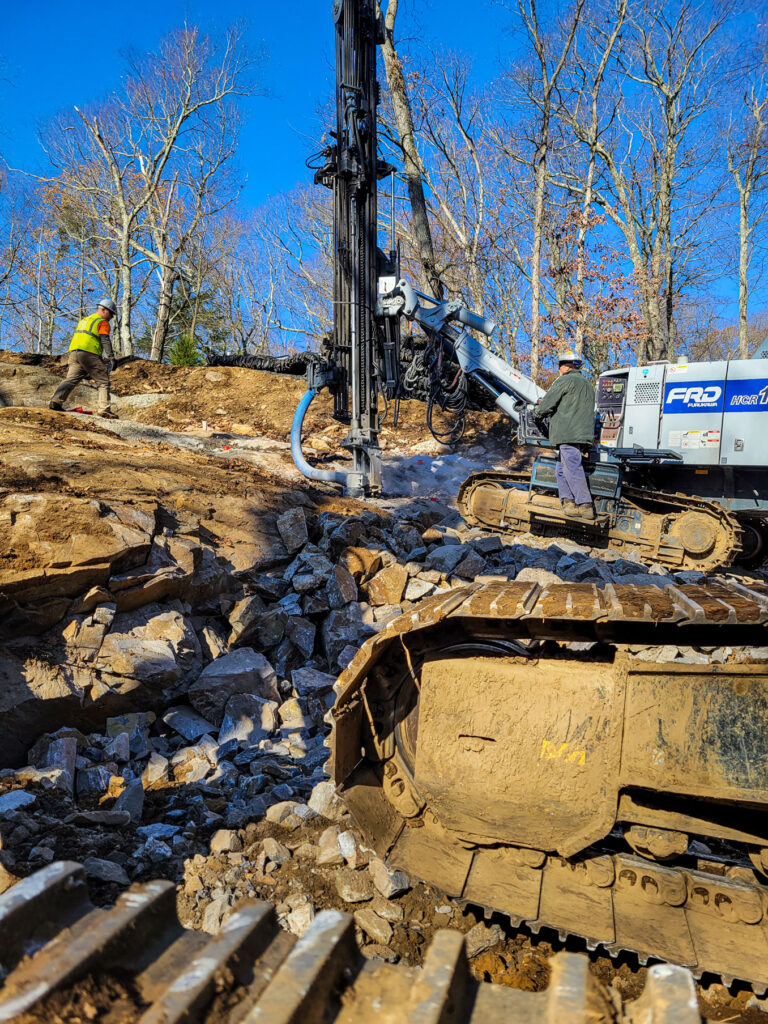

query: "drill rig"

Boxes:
[290, 5, 768, 571]
[297, 0, 768, 993]
[291, 0, 511, 497]
[291, 0, 395, 498]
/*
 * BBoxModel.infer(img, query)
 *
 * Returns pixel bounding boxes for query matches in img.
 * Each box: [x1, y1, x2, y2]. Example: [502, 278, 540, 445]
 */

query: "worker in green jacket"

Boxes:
[49, 299, 118, 419]
[532, 350, 596, 518]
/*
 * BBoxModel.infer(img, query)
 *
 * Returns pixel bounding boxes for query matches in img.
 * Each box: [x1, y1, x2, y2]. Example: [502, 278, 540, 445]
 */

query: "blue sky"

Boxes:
[0, 0, 513, 208]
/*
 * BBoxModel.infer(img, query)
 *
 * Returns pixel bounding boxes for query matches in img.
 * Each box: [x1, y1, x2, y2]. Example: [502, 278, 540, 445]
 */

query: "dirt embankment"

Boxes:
[0, 350, 508, 451]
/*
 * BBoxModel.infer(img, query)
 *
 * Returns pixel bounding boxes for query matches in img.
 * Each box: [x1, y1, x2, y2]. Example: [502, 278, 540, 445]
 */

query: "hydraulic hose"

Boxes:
[290, 388, 361, 490]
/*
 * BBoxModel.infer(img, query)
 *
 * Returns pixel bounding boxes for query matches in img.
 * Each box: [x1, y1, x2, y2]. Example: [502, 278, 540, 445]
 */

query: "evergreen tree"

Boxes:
[168, 333, 202, 366]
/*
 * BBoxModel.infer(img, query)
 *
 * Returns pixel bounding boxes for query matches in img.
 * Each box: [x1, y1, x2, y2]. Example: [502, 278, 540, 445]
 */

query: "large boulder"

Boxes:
[218, 693, 278, 746]
[365, 565, 407, 606]
[95, 602, 201, 688]
[423, 544, 466, 575]
[322, 604, 370, 669]
[188, 648, 280, 725]
[276, 508, 309, 554]
[0, 494, 154, 603]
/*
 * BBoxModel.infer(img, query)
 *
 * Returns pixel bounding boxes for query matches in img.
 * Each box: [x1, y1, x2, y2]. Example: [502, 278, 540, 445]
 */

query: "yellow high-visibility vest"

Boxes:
[69, 312, 107, 356]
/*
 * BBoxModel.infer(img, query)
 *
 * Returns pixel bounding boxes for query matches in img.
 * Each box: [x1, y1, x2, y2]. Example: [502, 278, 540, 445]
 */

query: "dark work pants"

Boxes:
[556, 444, 591, 505]
[51, 351, 111, 413]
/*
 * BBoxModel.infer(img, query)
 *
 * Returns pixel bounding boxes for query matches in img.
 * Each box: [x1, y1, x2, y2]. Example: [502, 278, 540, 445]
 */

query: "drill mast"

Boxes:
[311, 0, 398, 497]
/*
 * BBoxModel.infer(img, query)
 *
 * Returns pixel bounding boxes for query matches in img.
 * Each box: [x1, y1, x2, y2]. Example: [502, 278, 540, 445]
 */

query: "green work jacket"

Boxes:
[534, 369, 595, 446]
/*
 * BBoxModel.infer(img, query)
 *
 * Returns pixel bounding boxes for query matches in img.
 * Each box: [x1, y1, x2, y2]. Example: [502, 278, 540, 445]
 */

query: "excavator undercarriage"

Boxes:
[330, 580, 768, 991]
[458, 463, 743, 573]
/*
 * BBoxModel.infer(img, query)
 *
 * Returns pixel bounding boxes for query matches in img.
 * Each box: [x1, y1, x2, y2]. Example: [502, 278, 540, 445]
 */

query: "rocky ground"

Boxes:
[0, 351, 767, 1022]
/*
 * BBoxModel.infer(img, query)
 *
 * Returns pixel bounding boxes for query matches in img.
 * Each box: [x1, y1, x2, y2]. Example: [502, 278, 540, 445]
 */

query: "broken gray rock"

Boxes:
[227, 594, 267, 645]
[308, 780, 344, 820]
[423, 544, 466, 574]
[326, 564, 358, 609]
[453, 550, 486, 579]
[322, 603, 369, 668]
[142, 752, 169, 789]
[0, 790, 35, 813]
[368, 858, 410, 898]
[143, 837, 173, 861]
[515, 567, 562, 586]
[262, 837, 291, 864]
[291, 666, 336, 698]
[162, 706, 215, 742]
[277, 508, 309, 555]
[286, 616, 315, 659]
[217, 693, 278, 747]
[201, 894, 232, 934]
[316, 825, 344, 866]
[285, 903, 315, 937]
[114, 779, 145, 824]
[354, 907, 393, 946]
[472, 534, 502, 555]
[189, 648, 280, 725]
[210, 829, 243, 854]
[404, 578, 435, 602]
[465, 921, 505, 957]
[83, 857, 129, 885]
[76, 765, 113, 797]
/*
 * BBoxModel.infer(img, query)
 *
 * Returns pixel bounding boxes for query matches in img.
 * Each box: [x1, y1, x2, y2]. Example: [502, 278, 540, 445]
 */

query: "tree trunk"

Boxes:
[119, 235, 133, 357]
[150, 265, 177, 362]
[43, 311, 55, 355]
[738, 191, 750, 358]
[574, 155, 597, 356]
[379, 0, 443, 299]
[665, 254, 675, 358]
[529, 134, 548, 378]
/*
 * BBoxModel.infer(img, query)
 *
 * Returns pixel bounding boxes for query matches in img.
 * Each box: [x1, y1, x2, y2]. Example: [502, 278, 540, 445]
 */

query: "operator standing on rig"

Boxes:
[532, 350, 595, 519]
[48, 299, 119, 419]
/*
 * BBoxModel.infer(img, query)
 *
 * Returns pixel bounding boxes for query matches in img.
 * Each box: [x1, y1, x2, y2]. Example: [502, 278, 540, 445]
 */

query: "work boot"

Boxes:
[561, 498, 577, 514]
[574, 502, 596, 520]
[48, 399, 63, 411]
[98, 410, 119, 420]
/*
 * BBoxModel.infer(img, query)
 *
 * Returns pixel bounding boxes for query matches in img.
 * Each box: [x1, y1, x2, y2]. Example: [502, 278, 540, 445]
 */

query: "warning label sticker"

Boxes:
[674, 429, 720, 450]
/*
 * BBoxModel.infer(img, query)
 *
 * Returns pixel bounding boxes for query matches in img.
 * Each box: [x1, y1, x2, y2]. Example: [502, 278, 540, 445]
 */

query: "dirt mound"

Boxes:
[109, 360, 506, 448]
[0, 353, 508, 455]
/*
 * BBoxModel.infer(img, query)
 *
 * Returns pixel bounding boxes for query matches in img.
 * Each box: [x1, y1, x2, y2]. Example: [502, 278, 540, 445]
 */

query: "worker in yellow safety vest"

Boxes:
[49, 299, 119, 419]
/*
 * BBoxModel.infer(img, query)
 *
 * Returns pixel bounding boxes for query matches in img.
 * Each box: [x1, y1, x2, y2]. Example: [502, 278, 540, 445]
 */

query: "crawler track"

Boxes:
[0, 861, 702, 1022]
[458, 470, 742, 571]
[330, 580, 768, 992]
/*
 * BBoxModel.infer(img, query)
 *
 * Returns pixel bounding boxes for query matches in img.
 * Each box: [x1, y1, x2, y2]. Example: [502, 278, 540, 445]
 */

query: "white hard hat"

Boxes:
[557, 349, 583, 367]
[97, 298, 118, 315]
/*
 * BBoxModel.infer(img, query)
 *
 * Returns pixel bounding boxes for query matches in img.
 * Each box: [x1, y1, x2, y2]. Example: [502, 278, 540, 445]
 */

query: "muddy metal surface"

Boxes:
[330, 578, 768, 1018]
[0, 861, 706, 1023]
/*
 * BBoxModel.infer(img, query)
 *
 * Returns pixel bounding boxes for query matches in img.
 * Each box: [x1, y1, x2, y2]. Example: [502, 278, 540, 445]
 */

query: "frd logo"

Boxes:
[666, 385, 722, 406]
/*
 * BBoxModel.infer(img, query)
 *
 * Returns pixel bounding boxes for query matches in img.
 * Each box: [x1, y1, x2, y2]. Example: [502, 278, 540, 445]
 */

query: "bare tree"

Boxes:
[137, 94, 241, 362]
[513, 0, 586, 378]
[43, 25, 256, 356]
[557, 0, 627, 353]
[207, 210, 280, 355]
[727, 78, 768, 357]
[556, 0, 729, 361]
[377, 0, 443, 298]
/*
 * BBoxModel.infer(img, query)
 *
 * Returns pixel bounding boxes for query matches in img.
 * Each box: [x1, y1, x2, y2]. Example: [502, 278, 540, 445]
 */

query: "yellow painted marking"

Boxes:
[540, 739, 586, 765]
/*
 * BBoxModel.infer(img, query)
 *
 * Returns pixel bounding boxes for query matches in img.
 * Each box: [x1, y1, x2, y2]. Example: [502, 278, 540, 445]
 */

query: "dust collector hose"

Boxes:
[291, 389, 355, 488]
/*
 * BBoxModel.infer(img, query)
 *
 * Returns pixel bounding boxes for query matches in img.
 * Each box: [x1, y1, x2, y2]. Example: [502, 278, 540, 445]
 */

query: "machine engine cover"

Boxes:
[411, 653, 768, 857]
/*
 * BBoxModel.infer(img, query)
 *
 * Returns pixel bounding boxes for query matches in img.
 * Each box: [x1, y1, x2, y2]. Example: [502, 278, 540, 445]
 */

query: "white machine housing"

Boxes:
[597, 359, 768, 467]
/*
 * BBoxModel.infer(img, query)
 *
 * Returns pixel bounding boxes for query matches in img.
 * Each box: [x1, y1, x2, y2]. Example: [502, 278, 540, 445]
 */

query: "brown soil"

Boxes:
[15, 975, 146, 1024]
[106, 361, 507, 450]
[0, 404, 300, 515]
